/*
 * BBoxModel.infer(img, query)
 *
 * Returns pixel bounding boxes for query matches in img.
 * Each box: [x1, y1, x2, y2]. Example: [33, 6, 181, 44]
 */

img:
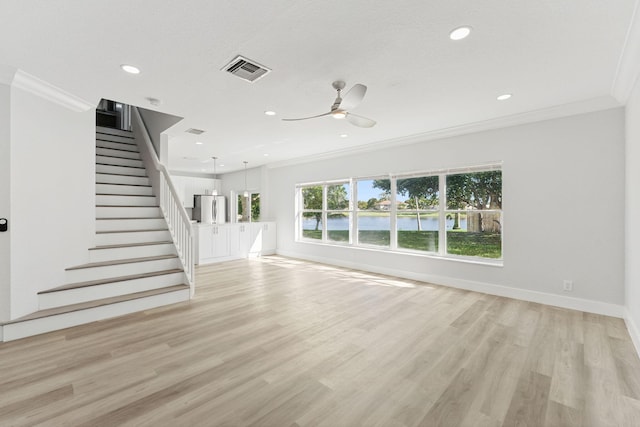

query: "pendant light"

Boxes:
[211, 156, 218, 196]
[243, 161, 249, 198]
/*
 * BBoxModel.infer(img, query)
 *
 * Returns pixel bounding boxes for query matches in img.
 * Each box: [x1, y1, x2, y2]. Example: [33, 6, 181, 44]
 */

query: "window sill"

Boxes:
[295, 239, 503, 268]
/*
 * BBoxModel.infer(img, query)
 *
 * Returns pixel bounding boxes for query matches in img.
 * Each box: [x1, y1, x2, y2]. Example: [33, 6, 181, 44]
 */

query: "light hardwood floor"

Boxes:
[1, 256, 640, 426]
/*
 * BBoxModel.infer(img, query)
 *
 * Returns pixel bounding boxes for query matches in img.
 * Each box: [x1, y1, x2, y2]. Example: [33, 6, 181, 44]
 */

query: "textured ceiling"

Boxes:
[0, 0, 636, 173]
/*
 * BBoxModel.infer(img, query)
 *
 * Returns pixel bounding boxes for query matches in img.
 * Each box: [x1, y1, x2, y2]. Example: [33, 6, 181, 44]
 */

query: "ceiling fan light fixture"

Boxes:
[449, 26, 472, 41]
[120, 64, 140, 74]
[332, 110, 347, 119]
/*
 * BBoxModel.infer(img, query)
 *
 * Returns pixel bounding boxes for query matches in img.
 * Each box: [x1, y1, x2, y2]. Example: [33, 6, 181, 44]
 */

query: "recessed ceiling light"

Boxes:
[497, 93, 512, 101]
[340, 134, 348, 138]
[449, 26, 471, 41]
[264, 110, 276, 116]
[263, 153, 269, 157]
[120, 64, 140, 74]
[195, 141, 203, 145]
[220, 164, 225, 167]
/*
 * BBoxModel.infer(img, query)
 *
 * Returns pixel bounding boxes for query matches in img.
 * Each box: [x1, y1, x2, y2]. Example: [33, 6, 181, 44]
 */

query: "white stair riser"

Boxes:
[2, 289, 190, 342]
[95, 229, 171, 245]
[96, 206, 161, 218]
[96, 164, 147, 176]
[96, 194, 157, 206]
[96, 174, 150, 186]
[39, 272, 186, 310]
[96, 155, 143, 168]
[96, 133, 136, 144]
[96, 218, 167, 232]
[89, 243, 176, 263]
[96, 147, 141, 160]
[66, 257, 182, 283]
[96, 126, 134, 138]
[96, 183, 153, 196]
[96, 140, 139, 152]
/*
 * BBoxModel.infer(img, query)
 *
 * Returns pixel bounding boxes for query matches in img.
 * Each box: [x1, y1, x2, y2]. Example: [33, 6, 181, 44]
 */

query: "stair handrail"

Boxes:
[131, 107, 195, 294]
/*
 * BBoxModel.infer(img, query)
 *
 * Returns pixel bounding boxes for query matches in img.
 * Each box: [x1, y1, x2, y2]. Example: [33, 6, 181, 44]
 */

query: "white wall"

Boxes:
[9, 86, 95, 319]
[0, 82, 11, 321]
[269, 109, 626, 315]
[137, 107, 182, 157]
[626, 77, 640, 343]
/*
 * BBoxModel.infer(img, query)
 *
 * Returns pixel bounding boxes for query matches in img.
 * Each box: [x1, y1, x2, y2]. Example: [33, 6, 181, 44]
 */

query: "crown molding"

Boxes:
[0, 64, 17, 86]
[267, 95, 621, 170]
[612, 0, 640, 103]
[11, 69, 93, 112]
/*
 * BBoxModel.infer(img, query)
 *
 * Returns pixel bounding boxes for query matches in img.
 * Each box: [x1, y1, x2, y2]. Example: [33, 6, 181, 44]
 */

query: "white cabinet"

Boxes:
[250, 222, 276, 256]
[197, 225, 229, 262]
[196, 222, 276, 265]
[237, 223, 252, 258]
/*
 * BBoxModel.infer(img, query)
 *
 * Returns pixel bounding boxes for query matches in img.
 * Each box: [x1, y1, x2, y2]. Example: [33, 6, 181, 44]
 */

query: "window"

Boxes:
[301, 185, 323, 240]
[326, 183, 350, 244]
[395, 175, 439, 253]
[298, 183, 350, 243]
[296, 165, 502, 262]
[237, 192, 261, 222]
[446, 171, 502, 259]
[356, 179, 390, 247]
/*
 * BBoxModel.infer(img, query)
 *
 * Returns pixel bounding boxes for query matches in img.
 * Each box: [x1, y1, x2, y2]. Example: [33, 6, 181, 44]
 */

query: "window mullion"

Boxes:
[390, 177, 397, 250]
[439, 174, 446, 256]
[322, 185, 327, 242]
[349, 178, 355, 245]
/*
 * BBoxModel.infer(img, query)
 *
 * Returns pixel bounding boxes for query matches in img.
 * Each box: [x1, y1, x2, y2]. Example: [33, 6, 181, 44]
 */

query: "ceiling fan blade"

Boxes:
[346, 113, 376, 128]
[282, 112, 331, 121]
[340, 84, 367, 110]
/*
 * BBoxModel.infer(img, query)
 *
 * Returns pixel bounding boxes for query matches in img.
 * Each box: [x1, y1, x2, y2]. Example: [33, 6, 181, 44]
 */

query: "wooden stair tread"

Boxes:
[95, 228, 168, 234]
[66, 254, 177, 270]
[96, 128, 134, 137]
[4, 285, 189, 324]
[96, 217, 164, 220]
[96, 153, 142, 160]
[95, 183, 151, 187]
[96, 163, 145, 169]
[96, 193, 156, 197]
[39, 269, 184, 293]
[96, 146, 140, 156]
[95, 144, 139, 153]
[95, 172, 149, 178]
[96, 205, 159, 208]
[90, 241, 174, 250]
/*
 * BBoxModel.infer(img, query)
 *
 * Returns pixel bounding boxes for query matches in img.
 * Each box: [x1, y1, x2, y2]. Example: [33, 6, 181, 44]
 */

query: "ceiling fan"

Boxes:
[282, 81, 376, 128]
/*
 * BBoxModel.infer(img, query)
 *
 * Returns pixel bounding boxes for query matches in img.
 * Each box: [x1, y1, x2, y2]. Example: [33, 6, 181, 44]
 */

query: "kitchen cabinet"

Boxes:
[250, 222, 276, 256]
[195, 222, 276, 265]
[197, 225, 229, 261]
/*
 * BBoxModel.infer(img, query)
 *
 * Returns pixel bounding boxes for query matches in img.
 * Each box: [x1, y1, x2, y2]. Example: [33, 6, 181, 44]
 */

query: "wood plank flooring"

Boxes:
[1, 255, 639, 426]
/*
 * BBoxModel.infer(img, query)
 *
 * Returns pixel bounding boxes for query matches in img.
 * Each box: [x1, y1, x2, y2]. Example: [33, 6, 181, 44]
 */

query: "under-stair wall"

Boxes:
[5, 77, 95, 321]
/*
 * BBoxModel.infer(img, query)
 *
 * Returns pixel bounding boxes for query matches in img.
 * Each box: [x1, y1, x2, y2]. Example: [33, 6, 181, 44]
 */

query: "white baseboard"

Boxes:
[624, 309, 640, 358]
[276, 249, 625, 318]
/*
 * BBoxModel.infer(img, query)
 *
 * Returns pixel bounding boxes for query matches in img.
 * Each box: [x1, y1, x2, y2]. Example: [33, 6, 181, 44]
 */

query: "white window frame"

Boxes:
[295, 163, 503, 264]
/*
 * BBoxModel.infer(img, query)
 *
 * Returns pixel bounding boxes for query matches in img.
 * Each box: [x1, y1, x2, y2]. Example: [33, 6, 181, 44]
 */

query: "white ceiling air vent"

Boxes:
[185, 128, 205, 135]
[223, 55, 271, 83]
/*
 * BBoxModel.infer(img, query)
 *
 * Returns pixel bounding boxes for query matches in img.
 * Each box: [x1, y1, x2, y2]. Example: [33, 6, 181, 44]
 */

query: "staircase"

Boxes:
[0, 126, 190, 341]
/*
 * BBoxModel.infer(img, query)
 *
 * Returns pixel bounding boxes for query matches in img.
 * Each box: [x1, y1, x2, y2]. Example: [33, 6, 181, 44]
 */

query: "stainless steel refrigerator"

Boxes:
[193, 195, 226, 224]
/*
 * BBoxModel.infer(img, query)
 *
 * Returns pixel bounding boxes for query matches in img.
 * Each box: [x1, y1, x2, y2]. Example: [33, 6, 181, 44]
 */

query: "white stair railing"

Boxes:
[131, 108, 195, 294]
